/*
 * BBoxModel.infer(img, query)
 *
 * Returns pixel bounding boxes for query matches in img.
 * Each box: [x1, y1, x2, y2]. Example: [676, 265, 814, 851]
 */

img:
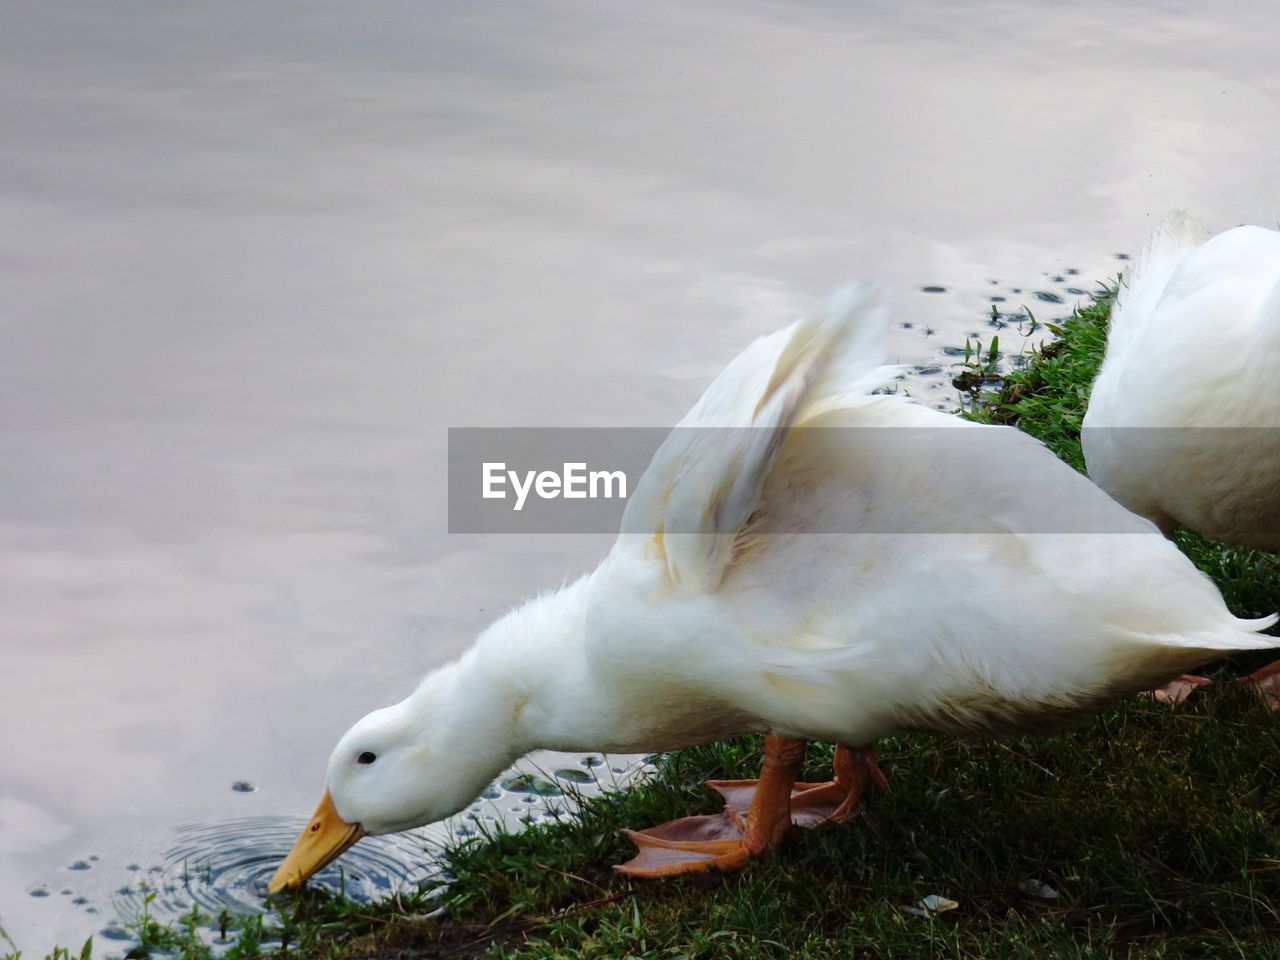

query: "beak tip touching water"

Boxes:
[267, 789, 366, 895]
[266, 870, 297, 895]
[267, 856, 308, 894]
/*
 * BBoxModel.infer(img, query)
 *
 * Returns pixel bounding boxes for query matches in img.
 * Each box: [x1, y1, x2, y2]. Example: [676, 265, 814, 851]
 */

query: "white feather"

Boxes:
[1083, 213, 1280, 545]
[618, 281, 898, 591]
[1105, 209, 1208, 356]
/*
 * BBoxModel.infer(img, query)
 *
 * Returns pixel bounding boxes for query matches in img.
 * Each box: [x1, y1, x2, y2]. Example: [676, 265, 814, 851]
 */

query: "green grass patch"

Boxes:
[958, 296, 1111, 471]
[16, 292, 1280, 960]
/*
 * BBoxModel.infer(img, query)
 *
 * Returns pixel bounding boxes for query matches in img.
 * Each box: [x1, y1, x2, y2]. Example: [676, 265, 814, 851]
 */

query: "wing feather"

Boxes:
[618, 282, 894, 591]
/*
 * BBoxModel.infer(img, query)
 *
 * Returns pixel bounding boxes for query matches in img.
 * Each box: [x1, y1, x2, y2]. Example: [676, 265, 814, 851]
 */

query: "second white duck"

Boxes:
[1083, 212, 1280, 702]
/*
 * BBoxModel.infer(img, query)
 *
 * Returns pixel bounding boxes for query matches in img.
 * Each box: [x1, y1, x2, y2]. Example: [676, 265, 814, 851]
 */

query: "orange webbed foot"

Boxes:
[615, 811, 754, 876]
[614, 740, 885, 878]
[1145, 674, 1212, 705]
[1240, 659, 1280, 710]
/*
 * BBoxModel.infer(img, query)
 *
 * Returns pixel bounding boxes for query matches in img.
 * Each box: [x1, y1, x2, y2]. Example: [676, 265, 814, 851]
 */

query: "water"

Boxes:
[104, 820, 436, 928]
[2, 0, 1277, 949]
[8, 752, 641, 946]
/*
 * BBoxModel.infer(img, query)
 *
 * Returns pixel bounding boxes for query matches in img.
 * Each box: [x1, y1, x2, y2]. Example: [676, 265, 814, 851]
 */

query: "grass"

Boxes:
[13, 291, 1280, 960]
[957, 298, 1109, 472]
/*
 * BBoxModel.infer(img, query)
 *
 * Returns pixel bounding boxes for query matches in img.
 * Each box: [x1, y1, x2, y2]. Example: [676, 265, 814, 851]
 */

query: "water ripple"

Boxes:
[108, 816, 436, 923]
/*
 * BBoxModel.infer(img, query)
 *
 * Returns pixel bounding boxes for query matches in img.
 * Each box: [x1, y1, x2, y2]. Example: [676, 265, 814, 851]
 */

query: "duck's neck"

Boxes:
[439, 570, 753, 765]
[451, 574, 633, 755]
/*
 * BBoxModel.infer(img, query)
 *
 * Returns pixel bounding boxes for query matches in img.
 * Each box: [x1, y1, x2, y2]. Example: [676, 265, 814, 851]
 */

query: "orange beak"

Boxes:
[267, 789, 366, 894]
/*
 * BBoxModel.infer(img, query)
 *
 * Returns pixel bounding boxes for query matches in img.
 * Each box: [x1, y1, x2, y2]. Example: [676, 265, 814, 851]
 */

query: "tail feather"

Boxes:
[1109, 211, 1208, 349]
[1164, 613, 1279, 651]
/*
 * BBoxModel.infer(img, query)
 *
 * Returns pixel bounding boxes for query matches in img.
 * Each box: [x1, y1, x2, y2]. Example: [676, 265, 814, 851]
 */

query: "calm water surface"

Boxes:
[2, 0, 1278, 948]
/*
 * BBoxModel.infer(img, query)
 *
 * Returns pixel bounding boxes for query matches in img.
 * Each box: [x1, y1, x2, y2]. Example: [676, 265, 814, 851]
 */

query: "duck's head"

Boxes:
[267, 659, 517, 893]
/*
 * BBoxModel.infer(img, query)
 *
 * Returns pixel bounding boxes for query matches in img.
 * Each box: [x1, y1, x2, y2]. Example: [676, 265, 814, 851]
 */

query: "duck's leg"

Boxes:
[709, 744, 886, 828]
[1240, 660, 1280, 710]
[1145, 674, 1212, 705]
[615, 737, 883, 878]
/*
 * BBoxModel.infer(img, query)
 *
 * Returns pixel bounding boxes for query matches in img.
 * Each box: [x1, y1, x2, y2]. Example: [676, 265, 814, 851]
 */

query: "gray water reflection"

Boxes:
[2, 0, 1278, 948]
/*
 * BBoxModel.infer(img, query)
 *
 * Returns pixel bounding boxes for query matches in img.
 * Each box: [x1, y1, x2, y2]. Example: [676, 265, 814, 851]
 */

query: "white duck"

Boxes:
[1082, 211, 1280, 702]
[270, 282, 1276, 888]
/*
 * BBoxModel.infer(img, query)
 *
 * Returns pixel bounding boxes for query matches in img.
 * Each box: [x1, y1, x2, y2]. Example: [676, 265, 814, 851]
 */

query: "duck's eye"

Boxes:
[357, 751, 377, 765]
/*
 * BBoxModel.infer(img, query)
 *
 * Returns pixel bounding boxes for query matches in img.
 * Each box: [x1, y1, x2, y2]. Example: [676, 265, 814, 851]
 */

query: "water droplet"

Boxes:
[30, 888, 50, 898]
[1066, 287, 1086, 295]
[1066, 267, 1080, 275]
[231, 781, 257, 793]
[989, 295, 1006, 302]
[920, 285, 947, 294]
[500, 774, 561, 796]
[69, 860, 92, 871]
[900, 321, 914, 329]
[1115, 252, 1131, 260]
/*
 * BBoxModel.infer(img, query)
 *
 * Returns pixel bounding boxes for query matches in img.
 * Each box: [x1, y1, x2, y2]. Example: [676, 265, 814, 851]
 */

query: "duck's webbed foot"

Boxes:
[1240, 660, 1280, 710]
[614, 738, 884, 878]
[1145, 674, 1212, 705]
